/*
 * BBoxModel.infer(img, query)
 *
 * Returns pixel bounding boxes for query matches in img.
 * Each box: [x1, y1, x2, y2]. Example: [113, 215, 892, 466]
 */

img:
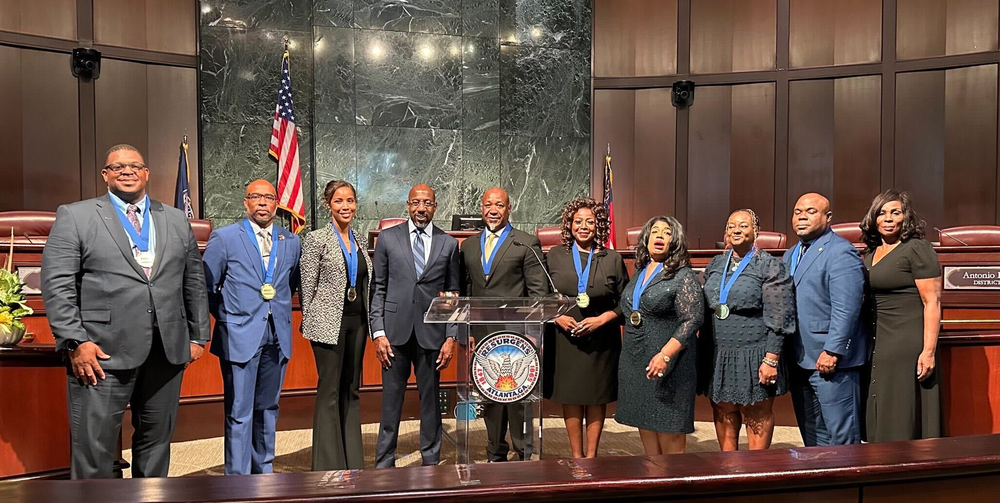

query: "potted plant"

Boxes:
[0, 230, 33, 346]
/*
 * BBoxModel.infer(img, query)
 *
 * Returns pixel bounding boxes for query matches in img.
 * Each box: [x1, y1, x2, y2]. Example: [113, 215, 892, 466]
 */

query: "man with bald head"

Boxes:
[370, 184, 460, 467]
[460, 187, 549, 461]
[42, 144, 210, 478]
[783, 193, 867, 446]
[202, 179, 301, 474]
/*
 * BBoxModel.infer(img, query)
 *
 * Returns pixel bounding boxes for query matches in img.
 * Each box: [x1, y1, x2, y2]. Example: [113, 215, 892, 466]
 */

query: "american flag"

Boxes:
[269, 50, 305, 233]
[603, 145, 617, 249]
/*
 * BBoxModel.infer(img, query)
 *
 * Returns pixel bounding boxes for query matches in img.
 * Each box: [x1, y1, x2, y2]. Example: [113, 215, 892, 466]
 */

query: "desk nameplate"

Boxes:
[944, 266, 1000, 290]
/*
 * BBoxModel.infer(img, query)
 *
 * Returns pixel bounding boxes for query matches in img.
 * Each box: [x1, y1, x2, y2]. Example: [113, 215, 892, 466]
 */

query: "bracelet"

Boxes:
[661, 353, 671, 364]
[762, 356, 779, 368]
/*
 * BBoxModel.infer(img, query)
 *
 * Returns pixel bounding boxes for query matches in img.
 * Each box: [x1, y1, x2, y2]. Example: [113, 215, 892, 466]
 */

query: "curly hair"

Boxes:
[559, 197, 611, 250]
[860, 189, 926, 253]
[634, 216, 691, 280]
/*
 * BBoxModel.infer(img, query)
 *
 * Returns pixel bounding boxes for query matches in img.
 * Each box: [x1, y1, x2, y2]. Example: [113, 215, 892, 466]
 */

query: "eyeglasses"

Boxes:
[104, 163, 147, 173]
[407, 200, 437, 208]
[246, 193, 277, 202]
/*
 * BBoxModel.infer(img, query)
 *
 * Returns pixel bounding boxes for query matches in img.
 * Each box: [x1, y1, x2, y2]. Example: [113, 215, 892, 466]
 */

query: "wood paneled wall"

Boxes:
[0, 0, 199, 213]
[593, 0, 1000, 248]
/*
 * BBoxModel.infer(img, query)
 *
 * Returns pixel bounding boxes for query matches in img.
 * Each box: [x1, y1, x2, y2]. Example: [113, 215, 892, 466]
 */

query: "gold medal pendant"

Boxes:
[576, 292, 590, 308]
[260, 283, 276, 300]
[136, 251, 154, 268]
[715, 304, 730, 320]
[347, 287, 358, 302]
[629, 311, 641, 327]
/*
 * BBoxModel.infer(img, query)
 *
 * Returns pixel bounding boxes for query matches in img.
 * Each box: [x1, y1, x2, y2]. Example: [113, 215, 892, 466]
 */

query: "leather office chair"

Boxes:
[377, 218, 408, 230]
[189, 219, 214, 247]
[535, 226, 562, 252]
[755, 231, 787, 249]
[937, 225, 1000, 247]
[0, 211, 58, 244]
[625, 227, 643, 249]
[830, 222, 863, 245]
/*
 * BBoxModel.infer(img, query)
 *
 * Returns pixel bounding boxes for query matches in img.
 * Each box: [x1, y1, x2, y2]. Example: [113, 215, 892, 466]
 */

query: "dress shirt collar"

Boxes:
[108, 191, 148, 215]
[248, 219, 273, 237]
[408, 219, 434, 236]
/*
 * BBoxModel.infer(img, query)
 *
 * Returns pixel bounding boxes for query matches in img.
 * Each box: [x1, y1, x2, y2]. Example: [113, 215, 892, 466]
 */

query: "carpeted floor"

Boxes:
[123, 419, 803, 477]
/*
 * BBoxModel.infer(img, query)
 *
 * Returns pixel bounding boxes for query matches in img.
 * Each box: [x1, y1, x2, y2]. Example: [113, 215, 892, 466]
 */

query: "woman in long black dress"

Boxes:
[702, 209, 796, 451]
[544, 197, 628, 458]
[860, 189, 942, 441]
[617, 216, 703, 455]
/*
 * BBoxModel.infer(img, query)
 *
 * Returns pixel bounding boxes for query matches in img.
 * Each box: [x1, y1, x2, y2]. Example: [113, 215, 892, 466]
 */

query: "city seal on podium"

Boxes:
[471, 331, 540, 403]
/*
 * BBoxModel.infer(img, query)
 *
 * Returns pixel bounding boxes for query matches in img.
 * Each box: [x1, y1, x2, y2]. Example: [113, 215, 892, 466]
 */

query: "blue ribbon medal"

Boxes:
[112, 195, 154, 268]
[333, 224, 359, 302]
[480, 223, 512, 280]
[629, 262, 663, 326]
[572, 243, 595, 308]
[789, 241, 806, 275]
[717, 248, 757, 319]
[243, 219, 278, 300]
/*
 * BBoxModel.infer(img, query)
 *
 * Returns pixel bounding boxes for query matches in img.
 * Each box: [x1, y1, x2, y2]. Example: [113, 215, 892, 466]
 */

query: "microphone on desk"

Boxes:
[512, 240, 564, 300]
[934, 227, 969, 246]
[374, 200, 381, 222]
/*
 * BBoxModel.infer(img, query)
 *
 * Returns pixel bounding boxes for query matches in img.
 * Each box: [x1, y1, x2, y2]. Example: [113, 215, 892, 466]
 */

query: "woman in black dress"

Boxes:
[617, 216, 703, 455]
[702, 209, 796, 451]
[860, 190, 942, 441]
[544, 197, 628, 458]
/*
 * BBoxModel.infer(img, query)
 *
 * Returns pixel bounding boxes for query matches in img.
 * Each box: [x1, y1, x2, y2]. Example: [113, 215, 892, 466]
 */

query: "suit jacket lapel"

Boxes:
[469, 231, 487, 285]
[148, 201, 168, 279]
[275, 227, 287, 281]
[424, 226, 446, 281]
[96, 195, 146, 280]
[586, 247, 605, 288]
[393, 224, 419, 280]
[793, 229, 832, 285]
[238, 222, 265, 283]
[485, 231, 514, 286]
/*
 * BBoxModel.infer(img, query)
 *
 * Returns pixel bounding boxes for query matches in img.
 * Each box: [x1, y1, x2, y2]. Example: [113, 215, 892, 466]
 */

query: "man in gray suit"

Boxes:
[42, 144, 210, 479]
[370, 183, 460, 467]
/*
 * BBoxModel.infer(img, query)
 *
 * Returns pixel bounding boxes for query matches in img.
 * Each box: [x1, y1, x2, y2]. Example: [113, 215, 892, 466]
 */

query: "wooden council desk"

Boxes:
[2, 236, 1000, 479]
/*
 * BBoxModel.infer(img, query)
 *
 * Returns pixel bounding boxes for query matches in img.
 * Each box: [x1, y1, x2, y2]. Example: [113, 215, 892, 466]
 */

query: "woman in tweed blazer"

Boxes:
[300, 180, 374, 470]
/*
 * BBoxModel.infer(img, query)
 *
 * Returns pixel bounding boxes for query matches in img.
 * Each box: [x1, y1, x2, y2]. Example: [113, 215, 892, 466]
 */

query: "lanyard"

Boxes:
[719, 248, 757, 305]
[572, 242, 594, 294]
[243, 219, 278, 284]
[632, 262, 663, 310]
[789, 241, 806, 275]
[112, 195, 151, 252]
[333, 224, 358, 289]
[480, 223, 512, 277]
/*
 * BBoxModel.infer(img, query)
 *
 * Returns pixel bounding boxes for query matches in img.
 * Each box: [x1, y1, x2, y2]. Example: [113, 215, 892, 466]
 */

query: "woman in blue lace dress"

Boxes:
[701, 209, 796, 451]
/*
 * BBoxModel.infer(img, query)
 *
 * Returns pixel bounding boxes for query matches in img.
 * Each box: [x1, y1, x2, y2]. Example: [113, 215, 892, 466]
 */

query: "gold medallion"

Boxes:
[347, 287, 358, 302]
[136, 251, 155, 268]
[260, 283, 276, 300]
[576, 292, 590, 308]
[629, 311, 641, 327]
[715, 304, 730, 320]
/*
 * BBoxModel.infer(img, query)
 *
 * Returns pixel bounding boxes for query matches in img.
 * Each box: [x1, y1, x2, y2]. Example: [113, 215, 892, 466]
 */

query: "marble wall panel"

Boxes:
[202, 0, 312, 31]
[314, 27, 355, 125]
[501, 134, 590, 224]
[355, 0, 462, 35]
[314, 0, 353, 27]
[314, 123, 357, 221]
[201, 27, 314, 127]
[499, 0, 592, 49]
[457, 130, 503, 213]
[463, 37, 500, 131]
[355, 126, 463, 220]
[464, 0, 500, 38]
[355, 30, 463, 129]
[500, 45, 590, 137]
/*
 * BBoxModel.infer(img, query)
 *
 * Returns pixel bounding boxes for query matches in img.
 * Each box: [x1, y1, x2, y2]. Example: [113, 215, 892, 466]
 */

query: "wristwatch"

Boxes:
[65, 340, 81, 352]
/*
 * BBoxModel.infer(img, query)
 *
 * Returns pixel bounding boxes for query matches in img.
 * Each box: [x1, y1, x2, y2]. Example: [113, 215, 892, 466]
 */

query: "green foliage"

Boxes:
[0, 269, 33, 320]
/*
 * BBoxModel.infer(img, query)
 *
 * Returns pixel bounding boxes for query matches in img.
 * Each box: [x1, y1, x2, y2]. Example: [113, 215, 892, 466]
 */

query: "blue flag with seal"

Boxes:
[175, 139, 194, 219]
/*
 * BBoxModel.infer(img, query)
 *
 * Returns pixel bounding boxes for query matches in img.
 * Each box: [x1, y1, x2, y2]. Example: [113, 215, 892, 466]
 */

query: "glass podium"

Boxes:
[424, 296, 574, 464]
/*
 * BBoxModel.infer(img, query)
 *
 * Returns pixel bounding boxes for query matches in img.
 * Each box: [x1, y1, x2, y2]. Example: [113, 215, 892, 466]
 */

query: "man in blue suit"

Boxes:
[370, 183, 460, 467]
[203, 179, 301, 474]
[783, 193, 867, 446]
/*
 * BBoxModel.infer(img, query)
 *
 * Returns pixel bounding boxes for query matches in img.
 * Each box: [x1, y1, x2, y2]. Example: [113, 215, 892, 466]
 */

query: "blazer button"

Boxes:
[262, 317, 268, 321]
[147, 309, 153, 313]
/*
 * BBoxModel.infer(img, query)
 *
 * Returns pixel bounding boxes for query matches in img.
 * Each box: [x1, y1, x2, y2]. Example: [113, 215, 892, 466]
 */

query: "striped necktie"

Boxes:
[413, 228, 426, 277]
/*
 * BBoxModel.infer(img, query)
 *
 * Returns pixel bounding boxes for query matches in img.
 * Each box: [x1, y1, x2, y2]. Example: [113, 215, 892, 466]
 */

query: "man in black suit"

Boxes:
[370, 184, 461, 467]
[460, 187, 549, 461]
[41, 144, 210, 478]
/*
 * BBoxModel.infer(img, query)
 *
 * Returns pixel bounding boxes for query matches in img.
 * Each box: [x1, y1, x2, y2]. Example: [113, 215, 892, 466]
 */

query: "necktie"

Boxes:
[259, 229, 272, 260]
[799, 242, 809, 262]
[413, 228, 426, 278]
[126, 204, 151, 278]
[484, 232, 498, 262]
